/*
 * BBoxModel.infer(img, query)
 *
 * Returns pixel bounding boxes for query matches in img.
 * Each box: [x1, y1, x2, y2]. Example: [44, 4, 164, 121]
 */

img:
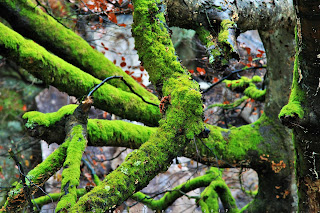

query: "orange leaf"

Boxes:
[120, 62, 126, 67]
[103, 112, 108, 118]
[22, 104, 27, 111]
[100, 163, 106, 170]
[92, 160, 97, 166]
[0, 106, 3, 111]
[128, 4, 134, 9]
[118, 23, 127, 27]
[121, 56, 125, 61]
[108, 13, 117, 24]
[189, 69, 194, 74]
[223, 101, 230, 104]
[248, 56, 253, 62]
[196, 67, 206, 75]
[204, 118, 209, 123]
[140, 66, 145, 71]
[212, 77, 219, 83]
[245, 47, 251, 55]
[178, 164, 182, 169]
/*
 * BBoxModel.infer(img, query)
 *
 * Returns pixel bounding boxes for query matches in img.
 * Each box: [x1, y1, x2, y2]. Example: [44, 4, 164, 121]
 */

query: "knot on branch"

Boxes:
[279, 101, 304, 129]
[159, 95, 171, 114]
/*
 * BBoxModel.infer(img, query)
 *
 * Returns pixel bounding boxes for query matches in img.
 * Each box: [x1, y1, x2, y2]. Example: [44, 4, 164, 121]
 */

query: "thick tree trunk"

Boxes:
[280, 1, 320, 212]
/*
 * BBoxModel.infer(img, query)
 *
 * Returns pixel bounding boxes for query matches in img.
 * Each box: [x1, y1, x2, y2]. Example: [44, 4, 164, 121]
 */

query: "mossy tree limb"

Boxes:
[55, 100, 90, 212]
[0, 22, 161, 126]
[0, 0, 158, 104]
[131, 167, 220, 211]
[23, 105, 286, 169]
[32, 189, 87, 211]
[65, 0, 206, 211]
[281, 2, 320, 212]
[198, 169, 238, 213]
[1, 140, 70, 212]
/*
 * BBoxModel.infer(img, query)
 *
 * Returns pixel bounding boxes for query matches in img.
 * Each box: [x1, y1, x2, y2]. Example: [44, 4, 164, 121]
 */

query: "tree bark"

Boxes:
[280, 1, 320, 212]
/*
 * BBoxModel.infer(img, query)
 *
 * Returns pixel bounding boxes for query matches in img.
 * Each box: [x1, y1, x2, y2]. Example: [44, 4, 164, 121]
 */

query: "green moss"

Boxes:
[279, 26, 305, 119]
[199, 168, 238, 213]
[207, 95, 248, 110]
[224, 76, 251, 90]
[252, 75, 262, 82]
[132, 0, 186, 88]
[2, 140, 70, 211]
[278, 101, 304, 119]
[196, 26, 222, 64]
[0, 22, 161, 126]
[244, 83, 266, 101]
[223, 76, 266, 101]
[56, 125, 87, 212]
[87, 119, 156, 147]
[131, 167, 220, 210]
[23, 105, 77, 127]
[218, 19, 235, 50]
[1, 0, 158, 104]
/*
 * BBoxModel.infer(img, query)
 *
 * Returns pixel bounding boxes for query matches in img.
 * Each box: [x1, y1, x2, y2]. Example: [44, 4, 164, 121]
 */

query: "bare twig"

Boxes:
[87, 76, 158, 107]
[8, 149, 34, 212]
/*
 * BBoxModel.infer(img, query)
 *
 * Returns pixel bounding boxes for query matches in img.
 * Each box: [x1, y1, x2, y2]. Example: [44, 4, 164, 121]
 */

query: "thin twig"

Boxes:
[35, 0, 69, 29]
[202, 66, 266, 94]
[93, 148, 128, 162]
[8, 149, 34, 212]
[87, 76, 158, 107]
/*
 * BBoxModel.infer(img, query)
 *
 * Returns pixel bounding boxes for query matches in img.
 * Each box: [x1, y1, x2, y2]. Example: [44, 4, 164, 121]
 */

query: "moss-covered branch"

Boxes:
[64, 0, 206, 211]
[207, 95, 248, 110]
[198, 169, 238, 213]
[32, 189, 87, 211]
[279, 27, 305, 126]
[1, 140, 70, 212]
[23, 104, 157, 147]
[224, 76, 266, 101]
[23, 104, 269, 168]
[131, 167, 220, 210]
[55, 99, 91, 212]
[0, 0, 158, 104]
[55, 125, 87, 212]
[196, 20, 238, 68]
[0, 22, 161, 126]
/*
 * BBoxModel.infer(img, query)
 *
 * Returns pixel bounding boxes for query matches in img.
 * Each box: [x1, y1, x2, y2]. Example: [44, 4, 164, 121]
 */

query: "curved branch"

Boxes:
[198, 177, 238, 213]
[0, 22, 161, 126]
[0, 0, 158, 104]
[131, 167, 220, 210]
[1, 141, 70, 212]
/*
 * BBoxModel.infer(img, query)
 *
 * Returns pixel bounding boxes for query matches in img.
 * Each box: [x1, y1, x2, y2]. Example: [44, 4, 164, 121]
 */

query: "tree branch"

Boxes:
[131, 167, 220, 211]
[1, 141, 70, 212]
[0, 0, 158, 104]
[0, 22, 161, 126]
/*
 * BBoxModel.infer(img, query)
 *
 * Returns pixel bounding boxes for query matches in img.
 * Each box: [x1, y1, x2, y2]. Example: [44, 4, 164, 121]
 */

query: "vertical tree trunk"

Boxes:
[287, 1, 320, 212]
